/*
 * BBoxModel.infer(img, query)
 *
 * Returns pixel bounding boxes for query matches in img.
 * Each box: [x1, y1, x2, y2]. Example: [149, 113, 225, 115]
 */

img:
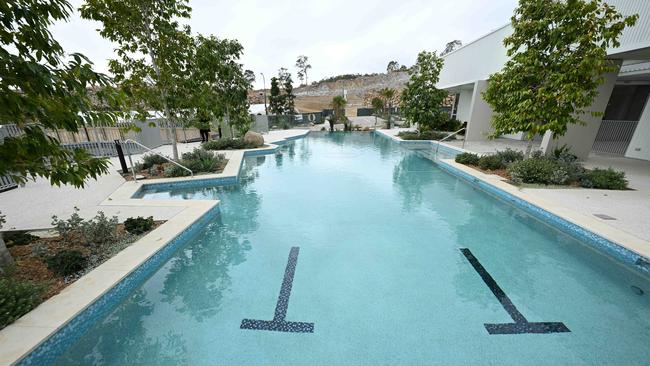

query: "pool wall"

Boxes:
[2, 131, 310, 366]
[374, 129, 650, 277]
[16, 204, 221, 366]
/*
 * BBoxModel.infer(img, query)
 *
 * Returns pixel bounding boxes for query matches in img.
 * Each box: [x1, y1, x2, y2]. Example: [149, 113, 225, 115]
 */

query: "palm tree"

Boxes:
[379, 88, 396, 129]
[331, 95, 348, 131]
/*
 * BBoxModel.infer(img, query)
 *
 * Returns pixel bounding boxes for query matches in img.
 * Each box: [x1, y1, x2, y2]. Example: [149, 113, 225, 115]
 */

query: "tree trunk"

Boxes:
[83, 125, 91, 141]
[164, 103, 178, 160]
[0, 234, 14, 273]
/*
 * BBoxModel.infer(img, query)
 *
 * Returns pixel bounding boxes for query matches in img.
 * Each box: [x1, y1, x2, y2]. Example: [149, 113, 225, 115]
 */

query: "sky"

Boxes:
[52, 0, 519, 90]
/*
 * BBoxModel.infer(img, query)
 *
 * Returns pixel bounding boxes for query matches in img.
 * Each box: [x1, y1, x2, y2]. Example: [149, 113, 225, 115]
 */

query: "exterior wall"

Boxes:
[455, 89, 473, 123]
[625, 99, 650, 160]
[606, 0, 650, 56]
[438, 25, 512, 89]
[465, 80, 494, 141]
[438, 1, 650, 90]
[541, 63, 622, 159]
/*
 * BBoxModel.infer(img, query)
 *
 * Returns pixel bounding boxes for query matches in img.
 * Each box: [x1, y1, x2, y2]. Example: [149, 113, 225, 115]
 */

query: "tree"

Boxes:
[1, 0, 121, 188]
[400, 51, 448, 132]
[378, 88, 397, 129]
[268, 77, 283, 115]
[387, 61, 400, 73]
[441, 40, 462, 56]
[483, 0, 637, 155]
[330, 95, 348, 132]
[371, 97, 384, 127]
[295, 55, 312, 86]
[244, 70, 256, 85]
[1, 0, 124, 270]
[190, 35, 251, 138]
[283, 74, 295, 115]
[81, 0, 193, 161]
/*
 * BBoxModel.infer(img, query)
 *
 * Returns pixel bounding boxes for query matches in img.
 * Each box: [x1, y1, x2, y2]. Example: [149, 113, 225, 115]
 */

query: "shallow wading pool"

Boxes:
[40, 133, 650, 365]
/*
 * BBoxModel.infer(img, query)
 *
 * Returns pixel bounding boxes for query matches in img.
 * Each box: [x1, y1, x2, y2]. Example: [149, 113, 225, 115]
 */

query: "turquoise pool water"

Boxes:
[55, 133, 650, 365]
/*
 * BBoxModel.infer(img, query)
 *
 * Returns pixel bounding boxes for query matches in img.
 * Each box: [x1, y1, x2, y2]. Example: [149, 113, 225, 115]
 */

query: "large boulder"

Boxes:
[244, 131, 264, 148]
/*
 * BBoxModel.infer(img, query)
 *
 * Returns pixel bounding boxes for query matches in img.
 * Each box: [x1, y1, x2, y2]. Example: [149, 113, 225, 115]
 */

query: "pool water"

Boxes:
[56, 133, 650, 365]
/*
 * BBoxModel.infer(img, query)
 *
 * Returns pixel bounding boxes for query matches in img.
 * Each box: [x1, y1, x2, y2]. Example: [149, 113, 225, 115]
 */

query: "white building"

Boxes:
[440, 0, 650, 161]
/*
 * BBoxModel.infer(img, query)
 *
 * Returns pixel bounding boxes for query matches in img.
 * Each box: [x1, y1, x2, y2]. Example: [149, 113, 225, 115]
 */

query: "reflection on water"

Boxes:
[55, 290, 188, 365]
[54, 132, 650, 366]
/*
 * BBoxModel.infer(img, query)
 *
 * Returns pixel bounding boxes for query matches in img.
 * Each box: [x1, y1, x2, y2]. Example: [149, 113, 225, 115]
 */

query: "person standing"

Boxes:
[196, 109, 211, 143]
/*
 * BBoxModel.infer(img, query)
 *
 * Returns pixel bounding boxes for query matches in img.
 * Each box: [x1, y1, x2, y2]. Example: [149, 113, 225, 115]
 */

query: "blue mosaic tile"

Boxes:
[16, 205, 221, 366]
[240, 247, 314, 333]
[376, 130, 650, 278]
[437, 161, 650, 278]
[461, 248, 569, 334]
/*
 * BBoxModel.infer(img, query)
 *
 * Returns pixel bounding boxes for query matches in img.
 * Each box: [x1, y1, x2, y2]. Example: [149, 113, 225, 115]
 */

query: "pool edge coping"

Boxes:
[0, 131, 309, 366]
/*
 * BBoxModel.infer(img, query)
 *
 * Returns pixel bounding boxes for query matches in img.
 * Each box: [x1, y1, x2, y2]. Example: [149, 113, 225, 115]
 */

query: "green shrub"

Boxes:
[164, 149, 226, 177]
[397, 130, 448, 140]
[455, 152, 480, 165]
[0, 279, 44, 329]
[494, 148, 524, 164]
[3, 231, 38, 247]
[83, 211, 118, 246]
[439, 118, 462, 132]
[140, 154, 169, 169]
[51, 207, 84, 241]
[182, 149, 225, 173]
[52, 209, 118, 246]
[46, 250, 87, 276]
[580, 168, 628, 190]
[508, 157, 561, 184]
[550, 145, 577, 163]
[202, 138, 257, 150]
[164, 164, 191, 177]
[478, 154, 506, 170]
[124, 216, 154, 235]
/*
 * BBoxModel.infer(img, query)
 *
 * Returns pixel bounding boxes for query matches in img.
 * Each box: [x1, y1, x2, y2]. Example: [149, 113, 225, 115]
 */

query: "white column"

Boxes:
[465, 80, 494, 141]
[455, 88, 473, 123]
[625, 95, 650, 160]
[541, 61, 621, 159]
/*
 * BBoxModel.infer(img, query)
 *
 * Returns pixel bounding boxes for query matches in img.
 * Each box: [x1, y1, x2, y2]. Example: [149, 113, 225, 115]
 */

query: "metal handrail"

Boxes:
[435, 127, 466, 156]
[122, 139, 193, 182]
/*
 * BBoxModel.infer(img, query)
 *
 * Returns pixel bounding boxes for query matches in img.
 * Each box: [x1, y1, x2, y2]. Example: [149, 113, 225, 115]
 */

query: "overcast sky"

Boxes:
[52, 0, 518, 89]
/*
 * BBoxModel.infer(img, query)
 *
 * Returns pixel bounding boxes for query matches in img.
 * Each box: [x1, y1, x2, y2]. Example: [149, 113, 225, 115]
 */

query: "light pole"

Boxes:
[260, 72, 268, 115]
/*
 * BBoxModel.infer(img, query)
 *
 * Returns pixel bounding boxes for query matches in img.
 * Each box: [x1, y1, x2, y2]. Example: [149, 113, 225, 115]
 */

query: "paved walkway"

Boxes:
[0, 130, 309, 231]
[524, 154, 650, 242]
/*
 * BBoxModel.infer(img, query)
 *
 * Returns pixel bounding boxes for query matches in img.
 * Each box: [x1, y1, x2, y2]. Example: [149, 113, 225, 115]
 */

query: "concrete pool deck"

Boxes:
[0, 129, 310, 365]
[376, 128, 650, 256]
[0, 129, 309, 232]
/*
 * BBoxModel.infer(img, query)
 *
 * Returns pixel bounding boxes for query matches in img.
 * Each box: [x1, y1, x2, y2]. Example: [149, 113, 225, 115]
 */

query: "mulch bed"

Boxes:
[4, 221, 163, 302]
[122, 161, 228, 181]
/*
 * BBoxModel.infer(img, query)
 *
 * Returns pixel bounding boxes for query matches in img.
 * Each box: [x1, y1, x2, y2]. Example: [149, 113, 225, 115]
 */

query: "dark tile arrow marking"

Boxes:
[460, 248, 570, 335]
[241, 246, 314, 333]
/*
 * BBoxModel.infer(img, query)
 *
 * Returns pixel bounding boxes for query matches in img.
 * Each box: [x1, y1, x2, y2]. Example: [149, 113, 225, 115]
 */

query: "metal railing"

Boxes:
[122, 139, 193, 182]
[592, 120, 638, 155]
[61, 140, 146, 157]
[0, 175, 18, 192]
[435, 127, 466, 157]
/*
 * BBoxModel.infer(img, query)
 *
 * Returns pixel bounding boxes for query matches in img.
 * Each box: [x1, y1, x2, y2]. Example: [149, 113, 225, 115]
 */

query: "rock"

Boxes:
[244, 131, 264, 148]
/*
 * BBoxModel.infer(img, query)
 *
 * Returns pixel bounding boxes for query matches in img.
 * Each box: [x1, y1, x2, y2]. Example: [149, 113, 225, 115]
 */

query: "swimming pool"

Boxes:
[52, 132, 649, 365]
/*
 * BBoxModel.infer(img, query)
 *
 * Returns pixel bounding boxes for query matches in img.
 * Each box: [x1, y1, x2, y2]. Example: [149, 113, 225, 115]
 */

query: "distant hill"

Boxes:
[248, 71, 410, 114]
[293, 71, 410, 113]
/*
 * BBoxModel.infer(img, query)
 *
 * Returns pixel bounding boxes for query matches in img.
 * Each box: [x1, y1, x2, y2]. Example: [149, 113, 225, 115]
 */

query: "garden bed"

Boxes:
[454, 148, 629, 190]
[124, 149, 228, 180]
[1, 212, 163, 329]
